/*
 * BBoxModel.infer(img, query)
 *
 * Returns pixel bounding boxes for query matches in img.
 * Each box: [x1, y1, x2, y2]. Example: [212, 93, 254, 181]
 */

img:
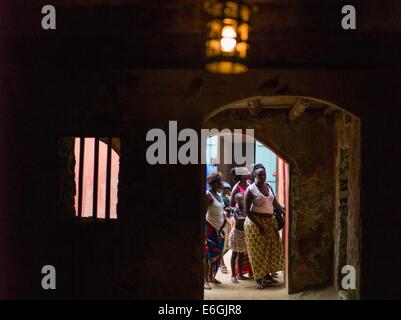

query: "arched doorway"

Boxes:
[204, 132, 291, 299]
[202, 95, 361, 299]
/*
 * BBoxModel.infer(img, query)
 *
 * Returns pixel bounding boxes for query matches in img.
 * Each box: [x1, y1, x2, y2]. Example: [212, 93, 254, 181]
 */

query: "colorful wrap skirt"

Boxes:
[237, 252, 253, 276]
[204, 222, 225, 275]
[244, 215, 284, 280]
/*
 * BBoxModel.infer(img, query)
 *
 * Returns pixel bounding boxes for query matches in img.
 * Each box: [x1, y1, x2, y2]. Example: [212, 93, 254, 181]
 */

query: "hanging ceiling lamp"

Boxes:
[204, 0, 253, 74]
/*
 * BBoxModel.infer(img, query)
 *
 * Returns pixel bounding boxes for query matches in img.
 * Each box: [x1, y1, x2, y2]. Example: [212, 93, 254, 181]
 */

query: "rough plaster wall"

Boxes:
[347, 118, 361, 299]
[334, 113, 361, 299]
[206, 109, 335, 293]
[334, 113, 347, 292]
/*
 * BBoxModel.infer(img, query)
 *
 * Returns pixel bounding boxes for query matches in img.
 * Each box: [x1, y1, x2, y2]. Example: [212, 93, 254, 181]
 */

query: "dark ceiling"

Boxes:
[1, 0, 401, 68]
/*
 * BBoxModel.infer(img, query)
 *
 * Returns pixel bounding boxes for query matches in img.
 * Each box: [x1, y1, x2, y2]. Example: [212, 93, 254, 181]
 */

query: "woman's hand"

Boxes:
[228, 216, 236, 228]
[225, 206, 234, 215]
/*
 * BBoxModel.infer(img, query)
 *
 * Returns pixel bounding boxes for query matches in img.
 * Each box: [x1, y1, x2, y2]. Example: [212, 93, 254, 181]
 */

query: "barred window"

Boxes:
[74, 137, 120, 220]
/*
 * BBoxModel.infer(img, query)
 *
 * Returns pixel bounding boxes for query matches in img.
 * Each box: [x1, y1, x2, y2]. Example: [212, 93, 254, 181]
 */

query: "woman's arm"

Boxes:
[205, 191, 213, 208]
[244, 189, 264, 234]
[244, 188, 252, 217]
[229, 184, 239, 207]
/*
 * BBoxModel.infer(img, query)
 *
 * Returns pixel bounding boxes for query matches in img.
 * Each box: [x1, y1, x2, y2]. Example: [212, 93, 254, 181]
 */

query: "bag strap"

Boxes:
[266, 182, 276, 198]
[266, 183, 284, 214]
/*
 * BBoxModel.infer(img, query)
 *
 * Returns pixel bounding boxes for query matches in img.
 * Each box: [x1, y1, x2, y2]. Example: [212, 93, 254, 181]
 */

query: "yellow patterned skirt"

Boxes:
[244, 214, 284, 280]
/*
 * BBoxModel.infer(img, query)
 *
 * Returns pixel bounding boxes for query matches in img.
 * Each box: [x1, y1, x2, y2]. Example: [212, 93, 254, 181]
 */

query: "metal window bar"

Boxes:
[105, 137, 112, 220]
[77, 137, 85, 218]
[92, 138, 99, 220]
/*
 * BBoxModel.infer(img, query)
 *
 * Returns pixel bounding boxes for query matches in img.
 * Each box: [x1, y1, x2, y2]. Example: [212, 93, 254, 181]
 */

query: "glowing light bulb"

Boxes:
[221, 38, 237, 52]
[221, 26, 237, 38]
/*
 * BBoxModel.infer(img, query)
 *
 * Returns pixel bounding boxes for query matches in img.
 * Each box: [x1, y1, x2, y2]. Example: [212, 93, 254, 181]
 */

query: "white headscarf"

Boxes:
[235, 166, 251, 176]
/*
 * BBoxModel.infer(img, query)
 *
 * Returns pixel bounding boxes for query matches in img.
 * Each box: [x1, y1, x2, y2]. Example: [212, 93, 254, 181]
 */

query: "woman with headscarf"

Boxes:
[230, 166, 252, 207]
[229, 192, 249, 283]
[244, 163, 285, 289]
[219, 181, 234, 274]
[204, 171, 227, 290]
[229, 166, 253, 279]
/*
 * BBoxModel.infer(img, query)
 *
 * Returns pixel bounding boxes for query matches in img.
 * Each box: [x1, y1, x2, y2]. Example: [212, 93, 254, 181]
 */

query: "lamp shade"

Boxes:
[204, 0, 253, 74]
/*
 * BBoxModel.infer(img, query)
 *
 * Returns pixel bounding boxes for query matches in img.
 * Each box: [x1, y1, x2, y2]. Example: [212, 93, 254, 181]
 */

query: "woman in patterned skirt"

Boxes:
[230, 166, 254, 279]
[244, 164, 285, 289]
[229, 192, 249, 283]
[204, 171, 227, 290]
[219, 181, 233, 275]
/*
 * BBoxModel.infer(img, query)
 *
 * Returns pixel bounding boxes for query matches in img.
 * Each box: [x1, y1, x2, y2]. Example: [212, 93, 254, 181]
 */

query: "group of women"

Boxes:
[204, 164, 285, 290]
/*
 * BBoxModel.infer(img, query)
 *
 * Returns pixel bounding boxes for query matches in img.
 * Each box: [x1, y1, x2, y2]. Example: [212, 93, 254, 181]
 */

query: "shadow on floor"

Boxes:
[204, 250, 337, 300]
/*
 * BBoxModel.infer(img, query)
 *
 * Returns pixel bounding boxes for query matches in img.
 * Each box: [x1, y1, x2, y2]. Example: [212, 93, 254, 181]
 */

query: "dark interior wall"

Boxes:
[1, 66, 401, 299]
[361, 102, 401, 300]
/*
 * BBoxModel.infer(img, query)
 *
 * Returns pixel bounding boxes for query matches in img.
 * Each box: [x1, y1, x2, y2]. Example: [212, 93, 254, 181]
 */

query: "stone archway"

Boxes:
[203, 96, 361, 298]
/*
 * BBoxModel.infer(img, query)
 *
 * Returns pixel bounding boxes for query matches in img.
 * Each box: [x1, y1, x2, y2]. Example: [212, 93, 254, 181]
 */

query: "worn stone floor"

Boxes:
[204, 250, 337, 300]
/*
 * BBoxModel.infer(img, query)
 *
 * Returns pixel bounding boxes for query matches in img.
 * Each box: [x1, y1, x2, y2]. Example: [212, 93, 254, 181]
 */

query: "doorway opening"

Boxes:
[202, 95, 361, 300]
[204, 132, 291, 300]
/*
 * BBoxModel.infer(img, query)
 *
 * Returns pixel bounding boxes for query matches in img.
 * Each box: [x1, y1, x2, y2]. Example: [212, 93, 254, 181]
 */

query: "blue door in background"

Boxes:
[205, 137, 278, 193]
[255, 141, 277, 193]
[205, 136, 218, 190]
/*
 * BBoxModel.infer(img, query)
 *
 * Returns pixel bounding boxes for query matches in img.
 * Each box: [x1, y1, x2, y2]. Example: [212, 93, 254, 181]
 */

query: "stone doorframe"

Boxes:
[203, 96, 361, 298]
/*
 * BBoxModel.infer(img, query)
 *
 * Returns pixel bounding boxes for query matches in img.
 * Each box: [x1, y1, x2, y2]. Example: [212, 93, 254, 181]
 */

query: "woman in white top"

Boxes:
[204, 171, 227, 290]
[244, 164, 285, 289]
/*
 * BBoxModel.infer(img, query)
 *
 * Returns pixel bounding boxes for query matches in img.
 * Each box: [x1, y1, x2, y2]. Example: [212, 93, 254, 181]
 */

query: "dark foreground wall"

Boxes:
[1, 67, 401, 299]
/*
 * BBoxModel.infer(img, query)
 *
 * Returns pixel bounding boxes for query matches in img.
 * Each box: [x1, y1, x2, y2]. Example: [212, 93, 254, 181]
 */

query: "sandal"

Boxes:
[231, 276, 239, 284]
[263, 274, 279, 284]
[238, 275, 250, 280]
[204, 282, 212, 290]
[256, 281, 264, 289]
[221, 265, 228, 274]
